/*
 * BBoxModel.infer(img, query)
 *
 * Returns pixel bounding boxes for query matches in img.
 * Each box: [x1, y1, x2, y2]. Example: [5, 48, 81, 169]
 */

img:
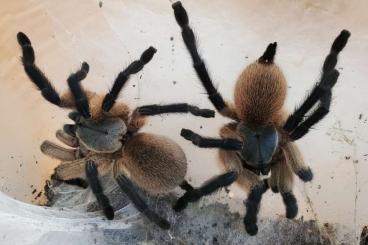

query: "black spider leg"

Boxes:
[63, 178, 89, 189]
[281, 192, 298, 219]
[60, 112, 80, 137]
[283, 30, 350, 137]
[115, 175, 171, 230]
[67, 62, 91, 118]
[137, 103, 215, 118]
[290, 90, 333, 140]
[17, 32, 61, 106]
[172, 2, 227, 112]
[50, 172, 89, 189]
[179, 180, 194, 191]
[63, 124, 77, 137]
[102, 47, 157, 112]
[68, 111, 81, 122]
[243, 183, 269, 236]
[173, 171, 238, 212]
[181, 129, 243, 151]
[85, 160, 114, 220]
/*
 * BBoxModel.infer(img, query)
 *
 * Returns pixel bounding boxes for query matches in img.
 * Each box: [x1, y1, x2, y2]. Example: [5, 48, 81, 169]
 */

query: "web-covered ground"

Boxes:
[0, 0, 367, 244]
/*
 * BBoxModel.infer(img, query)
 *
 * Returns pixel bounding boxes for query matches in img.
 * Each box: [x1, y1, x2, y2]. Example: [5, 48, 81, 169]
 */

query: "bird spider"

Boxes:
[171, 1, 350, 235]
[17, 32, 215, 229]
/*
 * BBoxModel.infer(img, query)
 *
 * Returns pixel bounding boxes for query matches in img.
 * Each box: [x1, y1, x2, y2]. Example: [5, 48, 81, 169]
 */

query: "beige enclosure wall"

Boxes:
[0, 0, 367, 243]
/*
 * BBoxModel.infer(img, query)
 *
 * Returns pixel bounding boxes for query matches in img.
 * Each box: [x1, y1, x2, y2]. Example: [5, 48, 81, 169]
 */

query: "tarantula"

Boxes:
[171, 1, 350, 235]
[17, 32, 215, 229]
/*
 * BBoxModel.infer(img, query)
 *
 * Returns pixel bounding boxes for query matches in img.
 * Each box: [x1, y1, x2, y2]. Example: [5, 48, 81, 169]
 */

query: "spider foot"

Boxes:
[188, 106, 215, 118]
[85, 160, 98, 176]
[173, 189, 201, 212]
[270, 185, 279, 193]
[297, 168, 313, 182]
[282, 192, 298, 219]
[243, 218, 258, 236]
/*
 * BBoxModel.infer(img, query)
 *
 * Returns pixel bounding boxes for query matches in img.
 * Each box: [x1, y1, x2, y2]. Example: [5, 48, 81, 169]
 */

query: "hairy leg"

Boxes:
[284, 30, 350, 138]
[171, 2, 238, 120]
[243, 183, 269, 236]
[85, 160, 114, 220]
[127, 110, 147, 134]
[102, 47, 156, 112]
[63, 178, 89, 188]
[269, 163, 280, 193]
[54, 157, 111, 181]
[173, 171, 238, 212]
[276, 157, 298, 219]
[17, 32, 61, 106]
[282, 142, 313, 182]
[136, 103, 215, 118]
[56, 129, 79, 147]
[181, 129, 243, 151]
[244, 184, 267, 236]
[105, 102, 130, 124]
[115, 175, 170, 230]
[66, 62, 91, 118]
[218, 145, 267, 236]
[179, 180, 194, 192]
[41, 140, 77, 161]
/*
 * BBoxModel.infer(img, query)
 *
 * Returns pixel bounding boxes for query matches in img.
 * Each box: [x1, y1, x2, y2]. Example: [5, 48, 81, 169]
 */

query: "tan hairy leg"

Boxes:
[56, 129, 78, 147]
[282, 142, 313, 182]
[54, 157, 112, 180]
[41, 140, 77, 161]
[218, 148, 268, 236]
[272, 152, 298, 219]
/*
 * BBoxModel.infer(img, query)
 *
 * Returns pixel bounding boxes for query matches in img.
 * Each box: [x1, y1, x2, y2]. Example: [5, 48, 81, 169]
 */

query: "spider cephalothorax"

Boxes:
[171, 1, 350, 235]
[17, 31, 215, 229]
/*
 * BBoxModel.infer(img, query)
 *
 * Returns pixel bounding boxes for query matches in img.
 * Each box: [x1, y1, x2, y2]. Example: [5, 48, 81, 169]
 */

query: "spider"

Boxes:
[171, 1, 350, 235]
[17, 32, 215, 229]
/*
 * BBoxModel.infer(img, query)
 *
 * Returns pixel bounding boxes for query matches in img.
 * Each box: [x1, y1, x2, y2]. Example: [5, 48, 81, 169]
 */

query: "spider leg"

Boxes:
[290, 91, 333, 140]
[282, 142, 313, 182]
[268, 164, 280, 193]
[243, 182, 269, 236]
[277, 160, 298, 219]
[63, 124, 77, 137]
[62, 178, 89, 188]
[17, 32, 61, 106]
[67, 62, 91, 118]
[136, 103, 215, 118]
[172, 2, 237, 120]
[173, 171, 238, 212]
[56, 129, 79, 147]
[68, 111, 81, 122]
[284, 30, 350, 135]
[54, 158, 87, 180]
[115, 175, 171, 230]
[269, 152, 298, 219]
[56, 126, 87, 158]
[281, 192, 298, 219]
[40, 140, 77, 161]
[181, 129, 243, 151]
[217, 142, 267, 236]
[54, 157, 111, 180]
[85, 160, 114, 220]
[102, 47, 157, 112]
[179, 180, 194, 192]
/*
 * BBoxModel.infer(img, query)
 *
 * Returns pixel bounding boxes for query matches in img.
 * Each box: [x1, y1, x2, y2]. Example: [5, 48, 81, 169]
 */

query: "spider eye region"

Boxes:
[76, 117, 127, 153]
[237, 124, 278, 168]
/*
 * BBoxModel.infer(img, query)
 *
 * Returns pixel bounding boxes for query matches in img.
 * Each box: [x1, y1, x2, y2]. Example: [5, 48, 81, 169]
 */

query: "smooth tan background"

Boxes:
[0, 0, 367, 240]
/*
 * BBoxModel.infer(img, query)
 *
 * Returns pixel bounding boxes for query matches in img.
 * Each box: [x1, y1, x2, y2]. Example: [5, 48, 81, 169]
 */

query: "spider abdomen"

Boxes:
[234, 63, 287, 127]
[118, 133, 187, 194]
